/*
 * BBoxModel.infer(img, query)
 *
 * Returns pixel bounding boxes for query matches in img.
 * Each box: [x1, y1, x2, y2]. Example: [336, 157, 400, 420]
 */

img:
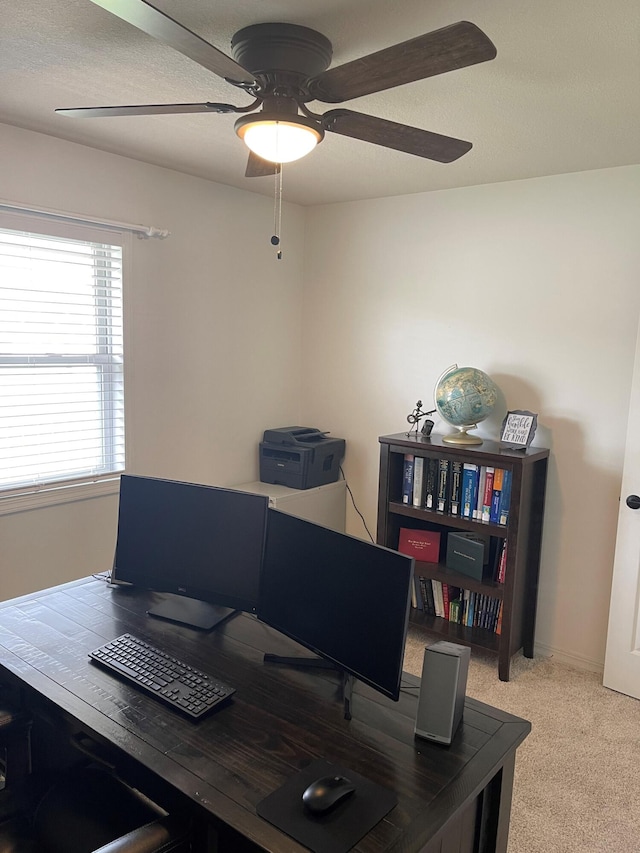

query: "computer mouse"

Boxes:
[302, 774, 356, 815]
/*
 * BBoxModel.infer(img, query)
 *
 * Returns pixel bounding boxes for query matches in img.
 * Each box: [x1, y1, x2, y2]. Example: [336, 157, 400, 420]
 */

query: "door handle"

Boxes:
[626, 495, 640, 510]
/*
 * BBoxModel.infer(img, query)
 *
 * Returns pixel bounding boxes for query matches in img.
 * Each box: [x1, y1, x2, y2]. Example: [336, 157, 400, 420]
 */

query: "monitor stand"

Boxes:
[263, 653, 354, 719]
[147, 593, 235, 631]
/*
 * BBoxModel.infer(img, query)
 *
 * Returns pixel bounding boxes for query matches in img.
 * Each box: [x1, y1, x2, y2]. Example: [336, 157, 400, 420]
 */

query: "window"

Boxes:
[0, 218, 126, 496]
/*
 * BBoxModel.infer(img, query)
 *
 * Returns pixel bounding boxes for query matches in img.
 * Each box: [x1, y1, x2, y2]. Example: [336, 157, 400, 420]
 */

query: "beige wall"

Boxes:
[0, 122, 305, 600]
[2, 121, 639, 673]
[302, 165, 640, 672]
[1, 495, 120, 600]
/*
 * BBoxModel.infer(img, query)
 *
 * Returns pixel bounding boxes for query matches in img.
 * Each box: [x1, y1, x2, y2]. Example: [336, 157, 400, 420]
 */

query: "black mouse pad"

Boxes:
[256, 758, 397, 853]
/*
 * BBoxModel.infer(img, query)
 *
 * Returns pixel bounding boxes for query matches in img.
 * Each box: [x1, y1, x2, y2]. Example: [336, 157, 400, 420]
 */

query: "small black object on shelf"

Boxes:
[406, 400, 435, 437]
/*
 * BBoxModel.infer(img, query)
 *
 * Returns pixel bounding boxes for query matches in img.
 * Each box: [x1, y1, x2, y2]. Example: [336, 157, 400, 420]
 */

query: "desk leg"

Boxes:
[476, 752, 516, 853]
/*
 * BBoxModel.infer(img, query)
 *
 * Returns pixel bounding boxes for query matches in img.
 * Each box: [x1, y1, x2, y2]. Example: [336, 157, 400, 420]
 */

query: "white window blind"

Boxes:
[0, 221, 125, 493]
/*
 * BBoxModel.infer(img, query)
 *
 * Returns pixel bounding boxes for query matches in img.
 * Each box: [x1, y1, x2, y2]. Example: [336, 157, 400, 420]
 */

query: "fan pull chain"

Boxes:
[270, 163, 283, 260]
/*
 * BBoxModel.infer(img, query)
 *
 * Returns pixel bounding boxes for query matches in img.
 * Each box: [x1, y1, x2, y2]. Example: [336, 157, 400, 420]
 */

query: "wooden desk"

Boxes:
[0, 577, 530, 852]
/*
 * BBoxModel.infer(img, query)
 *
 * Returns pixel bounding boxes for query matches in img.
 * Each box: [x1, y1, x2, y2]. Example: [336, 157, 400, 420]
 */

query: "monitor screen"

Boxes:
[258, 509, 414, 701]
[112, 475, 268, 626]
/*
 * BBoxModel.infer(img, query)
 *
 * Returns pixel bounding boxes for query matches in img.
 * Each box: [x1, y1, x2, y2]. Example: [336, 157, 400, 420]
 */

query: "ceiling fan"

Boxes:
[56, 0, 497, 177]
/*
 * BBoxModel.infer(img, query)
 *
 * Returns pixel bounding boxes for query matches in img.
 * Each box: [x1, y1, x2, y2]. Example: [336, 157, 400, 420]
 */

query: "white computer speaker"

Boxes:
[414, 641, 470, 745]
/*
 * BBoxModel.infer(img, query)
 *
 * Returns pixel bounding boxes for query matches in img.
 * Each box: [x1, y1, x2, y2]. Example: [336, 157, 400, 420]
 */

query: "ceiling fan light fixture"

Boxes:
[235, 114, 323, 163]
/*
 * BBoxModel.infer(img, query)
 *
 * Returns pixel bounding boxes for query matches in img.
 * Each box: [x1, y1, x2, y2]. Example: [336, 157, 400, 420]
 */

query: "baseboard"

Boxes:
[533, 642, 604, 676]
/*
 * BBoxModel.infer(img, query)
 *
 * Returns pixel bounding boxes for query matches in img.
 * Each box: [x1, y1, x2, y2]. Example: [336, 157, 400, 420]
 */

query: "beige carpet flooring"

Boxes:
[403, 628, 640, 853]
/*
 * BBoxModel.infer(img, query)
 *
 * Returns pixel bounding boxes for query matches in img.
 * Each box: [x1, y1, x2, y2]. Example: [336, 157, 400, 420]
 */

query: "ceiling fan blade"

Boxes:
[245, 152, 281, 178]
[88, 0, 255, 86]
[309, 21, 496, 103]
[56, 102, 242, 118]
[323, 109, 472, 163]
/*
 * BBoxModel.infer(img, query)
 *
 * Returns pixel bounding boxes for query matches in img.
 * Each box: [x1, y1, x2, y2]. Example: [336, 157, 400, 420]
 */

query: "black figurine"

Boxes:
[406, 400, 435, 437]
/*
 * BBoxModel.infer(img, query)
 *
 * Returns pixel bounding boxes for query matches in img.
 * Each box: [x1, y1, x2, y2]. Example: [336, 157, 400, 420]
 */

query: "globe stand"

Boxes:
[441, 424, 483, 445]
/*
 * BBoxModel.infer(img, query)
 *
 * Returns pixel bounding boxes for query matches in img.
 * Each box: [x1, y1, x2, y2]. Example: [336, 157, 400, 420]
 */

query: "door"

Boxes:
[603, 321, 640, 698]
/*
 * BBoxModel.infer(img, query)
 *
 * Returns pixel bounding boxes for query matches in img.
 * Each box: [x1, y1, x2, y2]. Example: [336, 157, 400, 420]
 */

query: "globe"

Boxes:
[434, 365, 499, 445]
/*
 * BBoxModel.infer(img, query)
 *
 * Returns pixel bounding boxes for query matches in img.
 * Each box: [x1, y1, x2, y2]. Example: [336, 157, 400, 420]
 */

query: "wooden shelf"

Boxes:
[413, 560, 504, 598]
[377, 433, 549, 681]
[409, 610, 501, 654]
[388, 501, 508, 537]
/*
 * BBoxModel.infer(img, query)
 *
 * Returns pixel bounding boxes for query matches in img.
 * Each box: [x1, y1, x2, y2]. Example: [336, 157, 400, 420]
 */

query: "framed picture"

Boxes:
[500, 410, 538, 449]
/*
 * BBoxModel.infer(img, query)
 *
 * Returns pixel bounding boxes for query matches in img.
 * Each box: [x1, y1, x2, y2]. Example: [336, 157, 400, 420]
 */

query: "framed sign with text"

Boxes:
[500, 410, 538, 449]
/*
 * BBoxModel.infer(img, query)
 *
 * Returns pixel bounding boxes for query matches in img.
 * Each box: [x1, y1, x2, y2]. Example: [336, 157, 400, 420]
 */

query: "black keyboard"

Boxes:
[89, 633, 235, 720]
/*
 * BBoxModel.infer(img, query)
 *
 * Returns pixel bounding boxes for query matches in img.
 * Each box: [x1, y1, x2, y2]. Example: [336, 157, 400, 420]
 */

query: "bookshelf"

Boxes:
[377, 432, 549, 681]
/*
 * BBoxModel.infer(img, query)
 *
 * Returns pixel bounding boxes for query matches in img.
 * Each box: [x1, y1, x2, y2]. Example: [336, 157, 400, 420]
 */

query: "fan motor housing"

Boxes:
[231, 23, 333, 81]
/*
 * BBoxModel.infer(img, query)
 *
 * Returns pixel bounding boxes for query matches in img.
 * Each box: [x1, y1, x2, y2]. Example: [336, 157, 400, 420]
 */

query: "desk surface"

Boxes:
[0, 577, 530, 852]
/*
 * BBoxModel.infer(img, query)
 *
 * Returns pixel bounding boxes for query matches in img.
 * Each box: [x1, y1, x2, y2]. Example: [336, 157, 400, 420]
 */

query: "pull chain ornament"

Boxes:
[271, 163, 283, 259]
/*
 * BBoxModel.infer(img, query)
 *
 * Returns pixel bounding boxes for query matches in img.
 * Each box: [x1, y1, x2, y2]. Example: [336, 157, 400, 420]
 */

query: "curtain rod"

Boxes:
[0, 200, 170, 239]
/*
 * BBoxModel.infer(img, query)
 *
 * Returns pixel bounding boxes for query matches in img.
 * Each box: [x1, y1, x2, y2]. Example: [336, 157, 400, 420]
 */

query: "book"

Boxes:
[499, 469, 512, 525]
[472, 593, 481, 627]
[427, 579, 436, 614]
[487, 537, 502, 581]
[497, 540, 508, 583]
[481, 466, 494, 522]
[484, 597, 496, 630]
[449, 461, 463, 516]
[481, 598, 489, 630]
[445, 532, 486, 580]
[416, 576, 425, 610]
[398, 528, 441, 563]
[489, 597, 499, 631]
[412, 457, 424, 507]
[461, 463, 479, 519]
[448, 598, 456, 623]
[420, 576, 435, 614]
[449, 596, 462, 623]
[462, 588, 470, 625]
[466, 591, 475, 627]
[474, 466, 486, 519]
[437, 459, 451, 512]
[424, 458, 439, 510]
[430, 580, 438, 616]
[489, 596, 501, 631]
[402, 454, 414, 504]
[432, 579, 444, 618]
[489, 468, 504, 524]
[441, 582, 451, 620]
[480, 594, 491, 629]
[476, 593, 488, 629]
[412, 574, 423, 609]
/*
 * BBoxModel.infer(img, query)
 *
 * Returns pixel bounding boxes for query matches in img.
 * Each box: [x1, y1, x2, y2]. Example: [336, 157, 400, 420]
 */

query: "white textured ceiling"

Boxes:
[1, 0, 639, 206]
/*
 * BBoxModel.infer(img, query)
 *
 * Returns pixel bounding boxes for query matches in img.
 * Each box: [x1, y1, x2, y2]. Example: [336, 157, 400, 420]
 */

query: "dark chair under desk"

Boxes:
[0, 765, 192, 853]
[0, 700, 33, 830]
[0, 703, 191, 853]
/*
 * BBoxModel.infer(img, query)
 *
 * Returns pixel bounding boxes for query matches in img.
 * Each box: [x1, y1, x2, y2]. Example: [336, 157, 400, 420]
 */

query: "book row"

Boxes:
[414, 576, 503, 634]
[402, 454, 512, 525]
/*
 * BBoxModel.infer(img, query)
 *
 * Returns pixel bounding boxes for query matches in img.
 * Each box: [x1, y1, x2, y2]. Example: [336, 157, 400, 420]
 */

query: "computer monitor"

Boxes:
[257, 509, 414, 704]
[111, 475, 269, 630]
